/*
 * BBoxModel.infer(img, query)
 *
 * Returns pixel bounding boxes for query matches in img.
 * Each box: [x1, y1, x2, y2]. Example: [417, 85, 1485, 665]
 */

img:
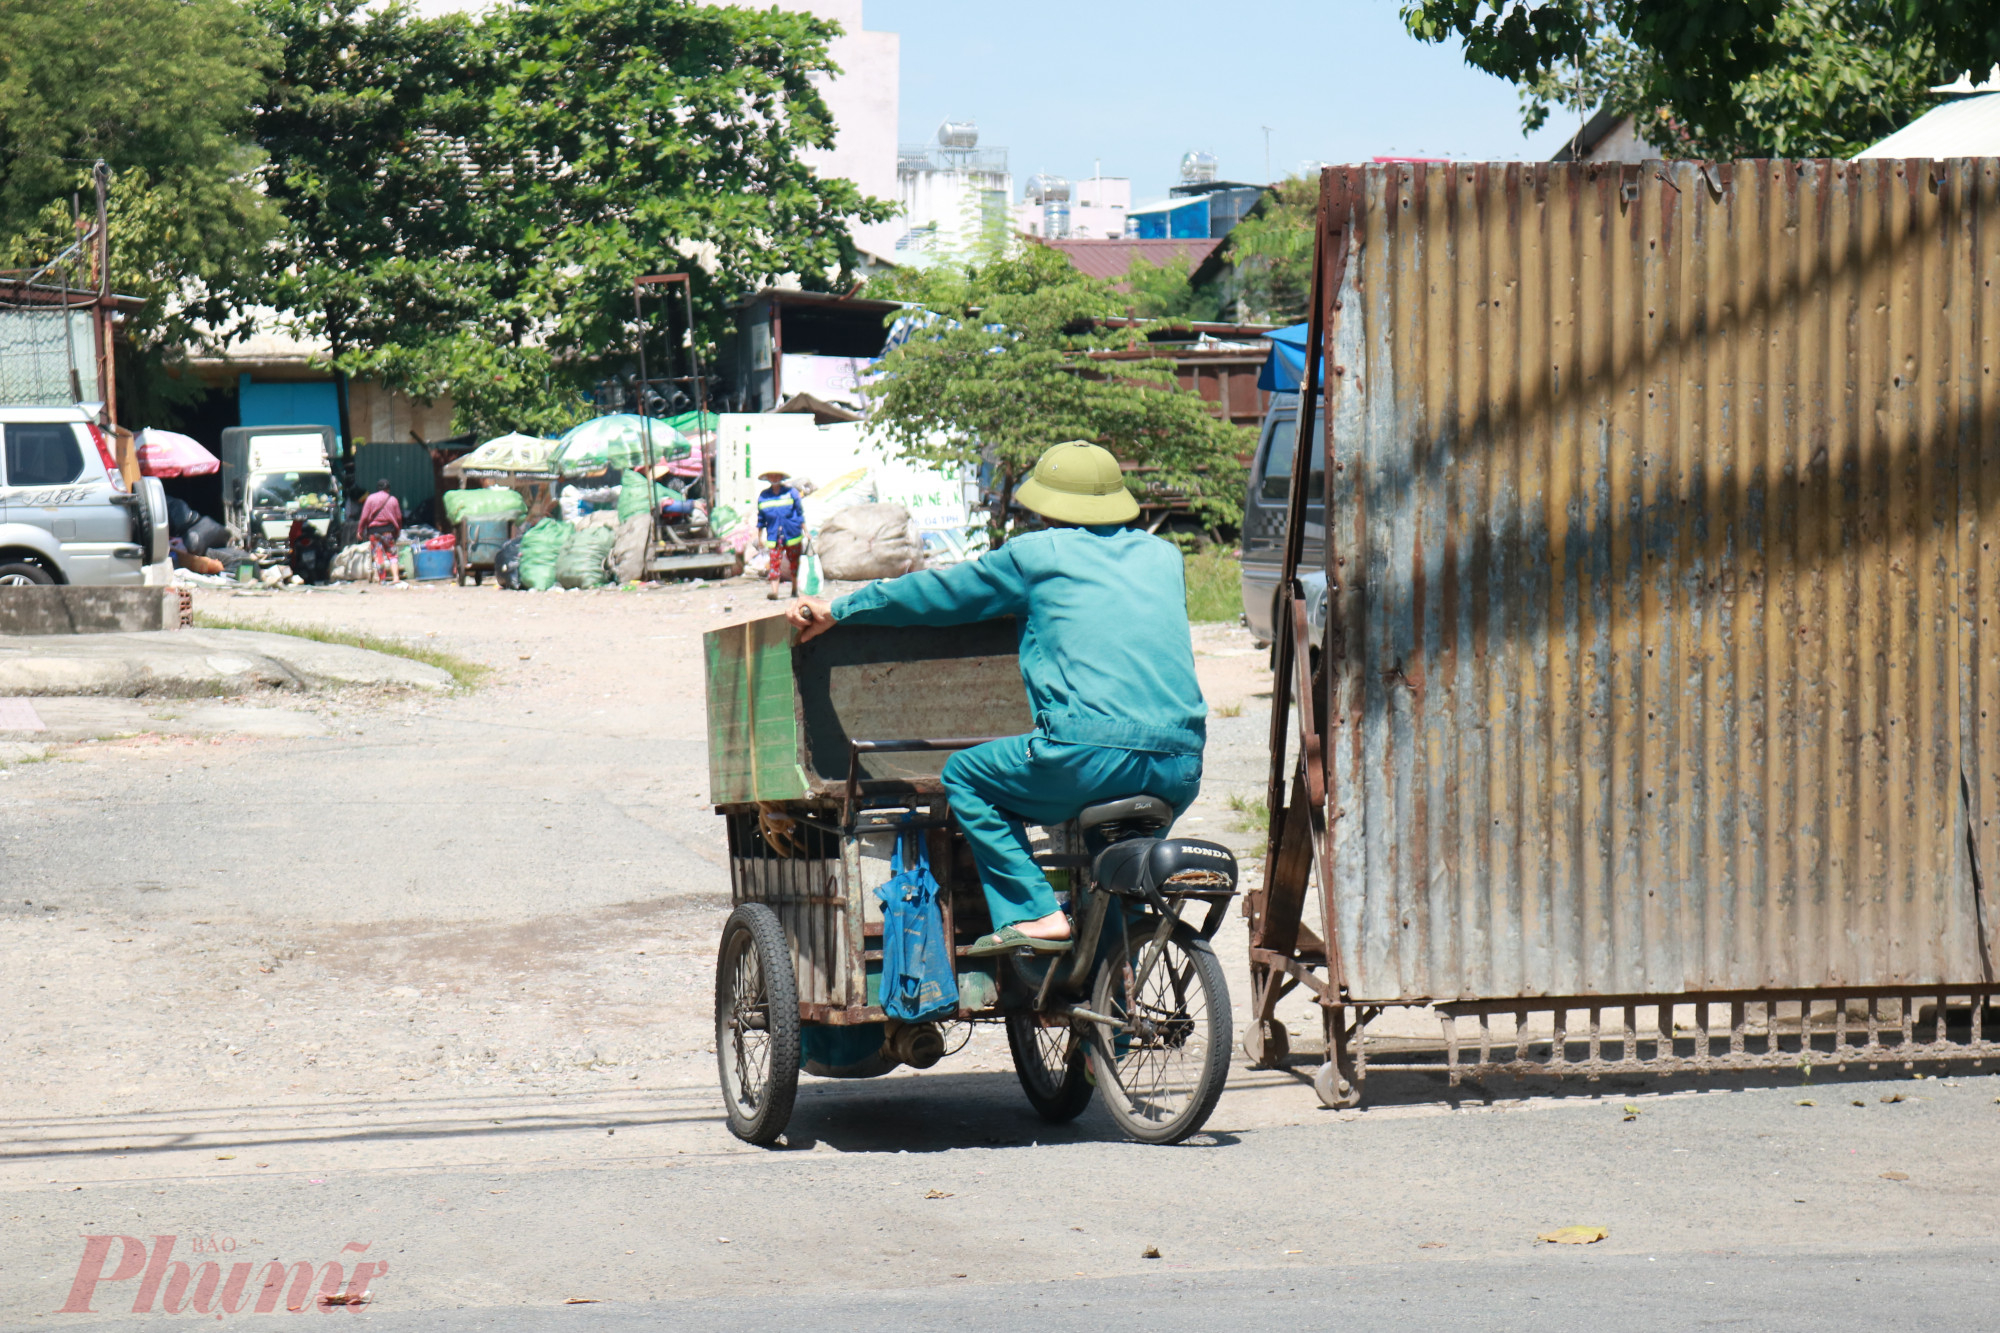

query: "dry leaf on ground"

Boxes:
[1537, 1226, 1608, 1245]
[1880, 1171, 1910, 1181]
[925, 1189, 953, 1199]
[564, 1297, 599, 1305]
[1142, 1246, 1161, 1259]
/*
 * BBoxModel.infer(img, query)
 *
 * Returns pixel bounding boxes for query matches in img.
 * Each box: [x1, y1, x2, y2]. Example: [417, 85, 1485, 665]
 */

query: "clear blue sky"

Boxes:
[865, 0, 1576, 203]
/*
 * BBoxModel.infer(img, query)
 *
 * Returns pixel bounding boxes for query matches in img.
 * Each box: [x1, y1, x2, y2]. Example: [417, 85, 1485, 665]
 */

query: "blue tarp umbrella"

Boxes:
[1258, 322, 1319, 393]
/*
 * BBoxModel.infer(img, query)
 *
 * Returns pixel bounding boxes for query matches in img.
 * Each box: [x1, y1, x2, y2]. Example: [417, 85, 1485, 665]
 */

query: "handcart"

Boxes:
[454, 514, 515, 586]
[704, 614, 1241, 1146]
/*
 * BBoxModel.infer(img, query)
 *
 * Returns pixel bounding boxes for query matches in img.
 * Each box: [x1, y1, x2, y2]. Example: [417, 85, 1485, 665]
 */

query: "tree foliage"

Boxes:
[0, 0, 279, 404]
[1121, 253, 1224, 323]
[1217, 176, 1317, 325]
[1403, 0, 1995, 157]
[866, 245, 1250, 543]
[253, 0, 893, 440]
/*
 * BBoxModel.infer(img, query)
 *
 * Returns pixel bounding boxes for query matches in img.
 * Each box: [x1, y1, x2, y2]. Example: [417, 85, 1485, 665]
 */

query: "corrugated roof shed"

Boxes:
[1044, 237, 1220, 284]
[1856, 92, 2000, 157]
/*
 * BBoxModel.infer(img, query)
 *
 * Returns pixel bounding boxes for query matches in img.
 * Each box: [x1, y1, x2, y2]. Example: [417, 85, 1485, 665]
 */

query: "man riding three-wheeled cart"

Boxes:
[703, 441, 1241, 1146]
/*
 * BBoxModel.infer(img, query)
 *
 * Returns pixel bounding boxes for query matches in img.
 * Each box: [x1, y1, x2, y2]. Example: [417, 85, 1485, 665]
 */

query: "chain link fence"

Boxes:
[0, 307, 98, 406]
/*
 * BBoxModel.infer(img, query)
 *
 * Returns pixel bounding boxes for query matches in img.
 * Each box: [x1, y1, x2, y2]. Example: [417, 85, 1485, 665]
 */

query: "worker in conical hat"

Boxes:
[755, 468, 805, 600]
[787, 441, 1206, 954]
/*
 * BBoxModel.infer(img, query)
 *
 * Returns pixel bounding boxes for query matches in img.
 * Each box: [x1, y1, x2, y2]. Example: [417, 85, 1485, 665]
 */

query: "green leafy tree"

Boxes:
[1516, 2, 1941, 157]
[251, 1, 495, 372]
[867, 245, 1250, 544]
[254, 0, 894, 441]
[1121, 253, 1224, 323]
[0, 0, 279, 417]
[1403, 0, 1993, 157]
[1216, 176, 1316, 325]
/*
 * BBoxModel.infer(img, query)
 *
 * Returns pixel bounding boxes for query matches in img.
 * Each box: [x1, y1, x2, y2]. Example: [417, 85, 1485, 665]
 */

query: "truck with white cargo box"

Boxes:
[218, 425, 341, 565]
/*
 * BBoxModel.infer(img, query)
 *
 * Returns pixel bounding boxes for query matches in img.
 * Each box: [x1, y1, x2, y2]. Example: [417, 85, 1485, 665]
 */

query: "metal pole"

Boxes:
[680, 276, 712, 511]
[93, 161, 115, 428]
[632, 281, 657, 548]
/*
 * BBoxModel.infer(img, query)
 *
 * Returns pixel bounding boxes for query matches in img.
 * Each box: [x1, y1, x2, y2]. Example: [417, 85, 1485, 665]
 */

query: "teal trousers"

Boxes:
[941, 736, 1203, 931]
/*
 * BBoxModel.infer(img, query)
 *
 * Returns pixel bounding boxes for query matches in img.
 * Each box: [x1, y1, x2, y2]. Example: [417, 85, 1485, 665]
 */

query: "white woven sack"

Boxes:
[815, 503, 922, 582]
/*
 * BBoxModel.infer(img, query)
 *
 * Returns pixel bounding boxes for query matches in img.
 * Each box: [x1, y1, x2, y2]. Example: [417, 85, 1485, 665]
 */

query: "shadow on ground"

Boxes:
[784, 1069, 1242, 1153]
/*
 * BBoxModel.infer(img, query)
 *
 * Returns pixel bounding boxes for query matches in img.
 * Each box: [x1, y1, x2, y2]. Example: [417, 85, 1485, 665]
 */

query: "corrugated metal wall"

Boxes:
[1319, 159, 2000, 1002]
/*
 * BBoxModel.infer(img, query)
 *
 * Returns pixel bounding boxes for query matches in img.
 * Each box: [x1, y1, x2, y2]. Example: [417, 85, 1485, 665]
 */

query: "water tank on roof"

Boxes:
[938, 120, 980, 150]
[1024, 173, 1070, 205]
[1179, 150, 1219, 185]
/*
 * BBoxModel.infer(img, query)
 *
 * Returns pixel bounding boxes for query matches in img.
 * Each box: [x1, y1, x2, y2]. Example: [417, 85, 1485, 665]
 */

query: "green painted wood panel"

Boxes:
[705, 615, 811, 805]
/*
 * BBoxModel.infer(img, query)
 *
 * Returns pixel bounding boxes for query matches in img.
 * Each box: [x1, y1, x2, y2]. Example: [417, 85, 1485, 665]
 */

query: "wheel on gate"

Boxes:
[1005, 1013, 1092, 1123]
[1084, 925, 1231, 1145]
[714, 903, 800, 1145]
[1313, 1060, 1362, 1109]
[1241, 1016, 1291, 1069]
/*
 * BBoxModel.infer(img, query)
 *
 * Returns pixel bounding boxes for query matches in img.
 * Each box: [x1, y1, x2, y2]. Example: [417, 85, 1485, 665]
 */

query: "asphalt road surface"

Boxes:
[5, 583, 1998, 1329]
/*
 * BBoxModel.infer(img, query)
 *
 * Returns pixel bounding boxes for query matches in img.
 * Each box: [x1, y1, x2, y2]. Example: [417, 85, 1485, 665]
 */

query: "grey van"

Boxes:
[0, 406, 170, 585]
[1237, 392, 1323, 646]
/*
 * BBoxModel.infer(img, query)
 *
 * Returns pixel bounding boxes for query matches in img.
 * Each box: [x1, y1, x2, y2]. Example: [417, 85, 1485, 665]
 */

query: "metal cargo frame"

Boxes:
[1247, 159, 2000, 1105]
[705, 614, 1036, 1024]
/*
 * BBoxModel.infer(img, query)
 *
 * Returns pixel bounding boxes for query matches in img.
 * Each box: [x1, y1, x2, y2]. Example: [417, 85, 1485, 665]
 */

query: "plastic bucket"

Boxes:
[413, 548, 454, 581]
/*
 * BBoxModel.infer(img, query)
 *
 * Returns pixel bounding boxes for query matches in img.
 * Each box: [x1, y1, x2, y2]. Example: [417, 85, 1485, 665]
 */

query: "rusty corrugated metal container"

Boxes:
[1314, 158, 2000, 1003]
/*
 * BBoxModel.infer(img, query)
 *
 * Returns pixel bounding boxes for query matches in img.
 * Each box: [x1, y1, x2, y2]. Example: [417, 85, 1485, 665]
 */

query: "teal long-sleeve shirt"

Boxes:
[830, 525, 1207, 756]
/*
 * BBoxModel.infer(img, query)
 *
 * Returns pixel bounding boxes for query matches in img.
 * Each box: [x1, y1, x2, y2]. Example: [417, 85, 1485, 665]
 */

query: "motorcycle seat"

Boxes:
[1093, 837, 1240, 899]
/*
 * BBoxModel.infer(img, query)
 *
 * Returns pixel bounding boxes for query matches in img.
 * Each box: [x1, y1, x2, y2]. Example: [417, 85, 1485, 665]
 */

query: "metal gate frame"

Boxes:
[1244, 161, 2000, 1107]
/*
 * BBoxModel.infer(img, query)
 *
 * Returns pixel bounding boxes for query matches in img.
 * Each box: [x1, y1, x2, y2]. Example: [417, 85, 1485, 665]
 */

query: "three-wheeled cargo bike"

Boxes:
[704, 613, 1240, 1145]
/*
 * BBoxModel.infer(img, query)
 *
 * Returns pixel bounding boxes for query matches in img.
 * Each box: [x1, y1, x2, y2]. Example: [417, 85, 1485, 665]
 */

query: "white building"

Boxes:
[1013, 175, 1131, 240]
[781, 1, 902, 262]
[895, 122, 1013, 263]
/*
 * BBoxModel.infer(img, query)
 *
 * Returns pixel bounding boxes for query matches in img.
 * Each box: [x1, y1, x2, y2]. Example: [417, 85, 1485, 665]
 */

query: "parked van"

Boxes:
[219, 425, 341, 563]
[0, 406, 169, 585]
[1237, 392, 1323, 645]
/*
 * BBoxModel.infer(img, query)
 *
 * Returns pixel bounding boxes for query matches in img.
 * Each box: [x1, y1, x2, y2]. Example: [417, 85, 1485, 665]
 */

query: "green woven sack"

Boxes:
[442, 487, 527, 525]
[517, 518, 571, 591]
[556, 524, 617, 589]
[616, 470, 680, 522]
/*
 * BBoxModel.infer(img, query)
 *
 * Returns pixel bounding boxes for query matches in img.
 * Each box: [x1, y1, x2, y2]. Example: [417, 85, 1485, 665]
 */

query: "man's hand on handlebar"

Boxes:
[788, 597, 837, 642]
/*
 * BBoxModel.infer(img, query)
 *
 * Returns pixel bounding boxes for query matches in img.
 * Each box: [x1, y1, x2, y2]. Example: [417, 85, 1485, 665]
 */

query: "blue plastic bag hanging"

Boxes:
[876, 831, 959, 1022]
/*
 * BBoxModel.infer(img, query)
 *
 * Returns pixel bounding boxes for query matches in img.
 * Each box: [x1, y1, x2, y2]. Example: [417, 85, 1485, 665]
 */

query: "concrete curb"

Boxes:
[0, 628, 452, 696]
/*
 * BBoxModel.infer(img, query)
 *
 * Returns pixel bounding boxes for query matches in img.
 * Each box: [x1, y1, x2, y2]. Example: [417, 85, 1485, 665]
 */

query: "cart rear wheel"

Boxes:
[715, 903, 800, 1145]
[1005, 1013, 1092, 1123]
[1085, 925, 1230, 1145]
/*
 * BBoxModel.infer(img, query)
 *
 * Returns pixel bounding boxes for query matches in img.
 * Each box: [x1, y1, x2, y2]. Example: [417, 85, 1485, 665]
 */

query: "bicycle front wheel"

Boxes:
[1085, 925, 1231, 1144]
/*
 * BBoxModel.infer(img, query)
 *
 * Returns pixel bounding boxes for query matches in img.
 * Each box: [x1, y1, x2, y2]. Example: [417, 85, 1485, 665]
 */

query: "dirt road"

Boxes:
[4, 580, 1994, 1328]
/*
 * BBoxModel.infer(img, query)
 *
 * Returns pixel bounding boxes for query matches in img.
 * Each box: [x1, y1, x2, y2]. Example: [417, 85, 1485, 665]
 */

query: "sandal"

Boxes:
[967, 925, 1073, 956]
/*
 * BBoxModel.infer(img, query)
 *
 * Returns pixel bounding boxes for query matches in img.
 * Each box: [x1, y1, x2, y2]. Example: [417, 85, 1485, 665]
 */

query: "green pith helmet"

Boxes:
[1014, 440, 1139, 525]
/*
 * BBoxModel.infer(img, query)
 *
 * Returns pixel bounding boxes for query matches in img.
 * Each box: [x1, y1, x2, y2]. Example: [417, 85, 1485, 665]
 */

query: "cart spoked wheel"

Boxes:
[1005, 1013, 1092, 1123]
[1085, 926, 1231, 1145]
[715, 903, 800, 1146]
